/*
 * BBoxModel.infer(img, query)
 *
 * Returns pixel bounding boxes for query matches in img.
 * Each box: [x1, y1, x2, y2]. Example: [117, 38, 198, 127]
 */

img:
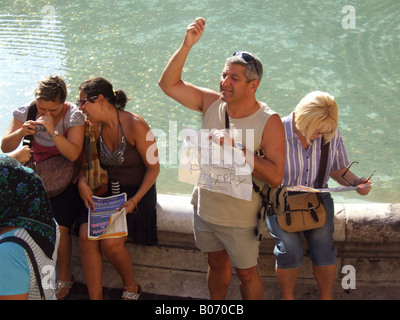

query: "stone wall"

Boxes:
[70, 195, 400, 300]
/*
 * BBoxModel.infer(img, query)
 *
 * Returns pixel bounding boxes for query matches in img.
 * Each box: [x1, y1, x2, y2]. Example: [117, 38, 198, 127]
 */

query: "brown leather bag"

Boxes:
[276, 192, 326, 232]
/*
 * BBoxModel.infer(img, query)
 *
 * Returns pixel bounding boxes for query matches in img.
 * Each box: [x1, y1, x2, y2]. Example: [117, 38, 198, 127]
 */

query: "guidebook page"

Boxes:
[88, 193, 128, 240]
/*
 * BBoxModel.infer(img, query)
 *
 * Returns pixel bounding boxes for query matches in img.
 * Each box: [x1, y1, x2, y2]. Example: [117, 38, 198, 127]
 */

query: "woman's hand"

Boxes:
[36, 115, 55, 135]
[118, 197, 139, 215]
[77, 178, 95, 211]
[10, 145, 32, 163]
[19, 120, 39, 137]
[355, 177, 372, 196]
[331, 168, 372, 196]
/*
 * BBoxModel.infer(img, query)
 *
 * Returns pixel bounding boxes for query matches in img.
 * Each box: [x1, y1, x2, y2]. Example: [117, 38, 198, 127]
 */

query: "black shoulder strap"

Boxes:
[23, 101, 38, 148]
[317, 138, 330, 188]
[26, 101, 38, 121]
[225, 107, 230, 132]
[0, 236, 46, 300]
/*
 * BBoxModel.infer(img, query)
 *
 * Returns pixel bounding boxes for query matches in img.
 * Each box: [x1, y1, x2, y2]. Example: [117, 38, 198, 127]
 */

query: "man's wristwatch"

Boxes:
[50, 129, 59, 139]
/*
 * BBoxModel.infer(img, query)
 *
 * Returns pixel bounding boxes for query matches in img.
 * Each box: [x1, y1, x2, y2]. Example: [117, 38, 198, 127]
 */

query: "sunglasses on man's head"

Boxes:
[233, 51, 257, 65]
[232, 51, 261, 80]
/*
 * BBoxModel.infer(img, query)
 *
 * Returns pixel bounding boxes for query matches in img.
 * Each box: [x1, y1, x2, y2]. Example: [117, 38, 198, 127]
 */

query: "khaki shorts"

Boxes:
[193, 212, 260, 269]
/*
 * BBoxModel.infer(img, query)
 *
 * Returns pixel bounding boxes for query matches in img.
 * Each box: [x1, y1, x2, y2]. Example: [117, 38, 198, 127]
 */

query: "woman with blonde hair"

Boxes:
[267, 91, 372, 299]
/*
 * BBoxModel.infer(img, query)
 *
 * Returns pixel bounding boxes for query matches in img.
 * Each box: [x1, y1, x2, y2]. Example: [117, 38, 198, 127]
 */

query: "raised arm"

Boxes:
[158, 17, 220, 113]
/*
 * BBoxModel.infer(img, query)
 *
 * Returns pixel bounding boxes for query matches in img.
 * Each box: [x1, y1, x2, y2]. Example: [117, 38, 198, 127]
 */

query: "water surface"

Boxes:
[0, 0, 399, 203]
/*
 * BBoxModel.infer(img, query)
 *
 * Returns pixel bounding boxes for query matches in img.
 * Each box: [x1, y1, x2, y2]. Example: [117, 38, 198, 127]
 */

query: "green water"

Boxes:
[0, 0, 399, 203]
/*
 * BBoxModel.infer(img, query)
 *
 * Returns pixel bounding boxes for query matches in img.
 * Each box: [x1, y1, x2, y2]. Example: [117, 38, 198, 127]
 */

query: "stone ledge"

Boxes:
[70, 194, 400, 300]
[157, 194, 400, 244]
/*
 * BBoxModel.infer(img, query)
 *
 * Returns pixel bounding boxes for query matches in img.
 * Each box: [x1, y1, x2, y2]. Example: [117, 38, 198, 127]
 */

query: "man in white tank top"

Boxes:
[159, 17, 286, 300]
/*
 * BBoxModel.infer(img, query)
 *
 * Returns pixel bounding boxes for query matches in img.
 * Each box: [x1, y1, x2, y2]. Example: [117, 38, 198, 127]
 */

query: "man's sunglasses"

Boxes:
[232, 51, 261, 79]
[233, 51, 257, 64]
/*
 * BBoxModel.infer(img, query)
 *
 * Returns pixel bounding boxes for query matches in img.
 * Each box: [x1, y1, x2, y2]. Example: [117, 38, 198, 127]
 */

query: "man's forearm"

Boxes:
[158, 43, 192, 93]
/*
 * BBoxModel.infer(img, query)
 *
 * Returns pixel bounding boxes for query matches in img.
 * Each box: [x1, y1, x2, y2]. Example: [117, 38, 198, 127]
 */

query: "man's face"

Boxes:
[219, 62, 253, 103]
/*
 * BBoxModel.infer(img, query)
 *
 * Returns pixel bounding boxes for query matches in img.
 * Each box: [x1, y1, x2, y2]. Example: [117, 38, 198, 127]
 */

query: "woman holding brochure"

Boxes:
[267, 91, 372, 300]
[76, 77, 159, 300]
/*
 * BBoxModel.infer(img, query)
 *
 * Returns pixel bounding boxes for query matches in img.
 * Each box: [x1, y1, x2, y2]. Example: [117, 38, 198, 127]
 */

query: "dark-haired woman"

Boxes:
[76, 77, 160, 300]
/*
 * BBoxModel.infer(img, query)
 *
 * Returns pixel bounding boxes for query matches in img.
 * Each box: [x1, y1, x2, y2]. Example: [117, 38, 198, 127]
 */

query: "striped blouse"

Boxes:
[283, 112, 349, 188]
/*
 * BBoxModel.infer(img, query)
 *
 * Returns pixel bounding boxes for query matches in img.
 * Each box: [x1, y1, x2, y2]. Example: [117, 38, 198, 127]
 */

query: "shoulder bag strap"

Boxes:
[317, 137, 330, 189]
[23, 102, 38, 148]
[0, 236, 46, 300]
[225, 107, 230, 132]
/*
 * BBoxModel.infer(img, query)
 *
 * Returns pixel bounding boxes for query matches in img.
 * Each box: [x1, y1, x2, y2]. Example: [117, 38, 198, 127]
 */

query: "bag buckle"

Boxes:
[308, 202, 319, 222]
[285, 211, 291, 226]
[265, 200, 275, 216]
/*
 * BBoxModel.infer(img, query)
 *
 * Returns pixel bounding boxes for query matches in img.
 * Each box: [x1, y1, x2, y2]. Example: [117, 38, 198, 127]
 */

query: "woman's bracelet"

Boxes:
[129, 198, 139, 213]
